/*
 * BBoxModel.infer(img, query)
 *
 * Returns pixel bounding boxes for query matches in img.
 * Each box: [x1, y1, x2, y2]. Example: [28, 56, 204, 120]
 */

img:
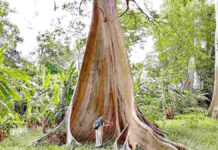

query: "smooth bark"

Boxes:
[65, 0, 188, 149]
[184, 57, 195, 90]
[208, 0, 218, 117]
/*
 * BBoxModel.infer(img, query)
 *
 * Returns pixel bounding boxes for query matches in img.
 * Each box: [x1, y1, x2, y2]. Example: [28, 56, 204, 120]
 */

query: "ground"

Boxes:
[0, 110, 217, 150]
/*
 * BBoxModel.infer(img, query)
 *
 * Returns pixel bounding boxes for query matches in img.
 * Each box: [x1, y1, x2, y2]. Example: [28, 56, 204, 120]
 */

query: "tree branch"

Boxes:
[119, 0, 130, 17]
[79, 0, 86, 15]
[131, 0, 153, 21]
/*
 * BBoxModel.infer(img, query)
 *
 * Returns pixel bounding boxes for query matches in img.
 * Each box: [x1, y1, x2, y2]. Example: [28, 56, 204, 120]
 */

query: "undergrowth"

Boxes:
[0, 110, 217, 150]
[157, 111, 218, 150]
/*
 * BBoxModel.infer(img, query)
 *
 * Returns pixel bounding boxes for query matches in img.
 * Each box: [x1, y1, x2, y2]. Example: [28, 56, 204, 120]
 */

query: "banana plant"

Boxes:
[26, 61, 77, 129]
[0, 44, 32, 134]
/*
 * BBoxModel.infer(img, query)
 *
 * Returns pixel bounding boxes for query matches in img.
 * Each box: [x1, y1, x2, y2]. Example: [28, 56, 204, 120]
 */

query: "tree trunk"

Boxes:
[42, 117, 47, 134]
[165, 106, 174, 120]
[184, 57, 196, 91]
[64, 0, 188, 149]
[208, 0, 218, 117]
[0, 129, 6, 141]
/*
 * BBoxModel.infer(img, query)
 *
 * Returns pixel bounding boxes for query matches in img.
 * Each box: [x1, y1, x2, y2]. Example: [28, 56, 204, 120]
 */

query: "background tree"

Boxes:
[208, 0, 218, 117]
[147, 0, 215, 111]
[36, 29, 73, 72]
[151, 0, 214, 87]
[0, 0, 23, 67]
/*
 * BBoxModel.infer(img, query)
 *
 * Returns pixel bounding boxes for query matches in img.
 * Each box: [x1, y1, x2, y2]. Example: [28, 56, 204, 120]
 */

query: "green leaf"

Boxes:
[66, 61, 75, 81]
[3, 68, 29, 81]
[0, 101, 10, 111]
[0, 43, 8, 56]
[51, 88, 60, 105]
[9, 88, 21, 101]
[14, 113, 21, 123]
[27, 107, 32, 114]
[25, 90, 31, 103]
[43, 71, 51, 89]
[0, 83, 10, 101]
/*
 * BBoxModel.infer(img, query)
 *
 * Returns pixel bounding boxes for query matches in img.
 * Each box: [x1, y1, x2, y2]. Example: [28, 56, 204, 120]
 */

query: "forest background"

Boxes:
[0, 0, 218, 149]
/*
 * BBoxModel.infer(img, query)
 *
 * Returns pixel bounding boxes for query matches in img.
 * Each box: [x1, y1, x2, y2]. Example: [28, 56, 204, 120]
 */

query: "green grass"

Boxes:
[157, 112, 218, 150]
[0, 128, 115, 150]
[0, 111, 218, 150]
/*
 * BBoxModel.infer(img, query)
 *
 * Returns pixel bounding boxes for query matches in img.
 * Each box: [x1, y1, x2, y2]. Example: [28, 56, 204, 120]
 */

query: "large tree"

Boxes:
[64, 0, 187, 149]
[0, 0, 23, 67]
[151, 0, 215, 93]
[208, 0, 218, 117]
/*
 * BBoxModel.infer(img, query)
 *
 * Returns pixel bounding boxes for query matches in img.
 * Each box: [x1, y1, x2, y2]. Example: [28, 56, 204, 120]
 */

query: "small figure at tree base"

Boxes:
[93, 115, 113, 148]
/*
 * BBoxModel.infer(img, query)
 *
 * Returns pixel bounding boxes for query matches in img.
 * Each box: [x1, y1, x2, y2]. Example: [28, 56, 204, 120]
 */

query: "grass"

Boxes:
[157, 112, 218, 150]
[0, 111, 217, 150]
[0, 128, 115, 150]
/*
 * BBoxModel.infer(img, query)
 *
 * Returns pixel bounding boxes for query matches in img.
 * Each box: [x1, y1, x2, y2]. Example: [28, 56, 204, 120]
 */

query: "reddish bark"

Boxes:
[64, 1, 188, 149]
[208, 0, 218, 117]
[208, 70, 218, 117]
[165, 106, 174, 120]
[0, 129, 6, 141]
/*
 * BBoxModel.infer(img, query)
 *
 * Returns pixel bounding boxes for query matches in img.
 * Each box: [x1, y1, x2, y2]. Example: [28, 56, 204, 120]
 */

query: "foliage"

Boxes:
[150, 0, 215, 96]
[132, 56, 208, 121]
[120, 9, 148, 50]
[128, 0, 216, 120]
[36, 29, 74, 71]
[0, 44, 31, 135]
[22, 61, 78, 128]
[0, 1, 29, 135]
[35, 1, 92, 70]
[0, 0, 23, 67]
